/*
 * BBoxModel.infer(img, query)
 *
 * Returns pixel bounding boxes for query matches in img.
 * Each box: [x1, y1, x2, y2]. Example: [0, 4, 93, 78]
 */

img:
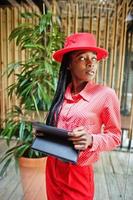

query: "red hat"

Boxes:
[53, 32, 108, 62]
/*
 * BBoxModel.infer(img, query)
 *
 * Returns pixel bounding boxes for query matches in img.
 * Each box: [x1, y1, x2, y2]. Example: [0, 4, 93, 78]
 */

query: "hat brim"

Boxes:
[53, 47, 108, 62]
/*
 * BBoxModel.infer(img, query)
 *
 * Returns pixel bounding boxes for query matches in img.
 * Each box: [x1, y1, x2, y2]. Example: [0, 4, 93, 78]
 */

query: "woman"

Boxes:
[45, 33, 121, 200]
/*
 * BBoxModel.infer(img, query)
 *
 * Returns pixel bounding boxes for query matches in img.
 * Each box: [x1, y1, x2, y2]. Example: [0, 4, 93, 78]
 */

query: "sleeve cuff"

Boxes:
[89, 134, 100, 152]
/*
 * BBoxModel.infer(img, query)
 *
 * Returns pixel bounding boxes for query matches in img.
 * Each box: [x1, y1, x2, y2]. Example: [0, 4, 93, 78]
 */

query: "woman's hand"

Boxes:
[68, 126, 93, 150]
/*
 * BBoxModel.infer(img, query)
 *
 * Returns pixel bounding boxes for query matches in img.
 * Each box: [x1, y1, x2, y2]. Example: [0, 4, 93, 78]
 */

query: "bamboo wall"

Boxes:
[0, 4, 40, 124]
[0, 1, 133, 133]
[59, 1, 128, 96]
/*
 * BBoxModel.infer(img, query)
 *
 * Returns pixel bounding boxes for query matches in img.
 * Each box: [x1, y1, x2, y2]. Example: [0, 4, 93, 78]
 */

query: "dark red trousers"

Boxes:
[46, 157, 94, 200]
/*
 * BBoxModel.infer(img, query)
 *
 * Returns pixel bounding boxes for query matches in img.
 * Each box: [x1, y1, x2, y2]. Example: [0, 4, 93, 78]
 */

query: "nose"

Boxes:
[85, 58, 94, 66]
[86, 61, 94, 68]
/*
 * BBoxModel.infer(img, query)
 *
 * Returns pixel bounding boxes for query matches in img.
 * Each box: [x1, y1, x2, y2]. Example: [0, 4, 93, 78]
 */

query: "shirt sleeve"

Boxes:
[90, 89, 121, 152]
[77, 89, 121, 166]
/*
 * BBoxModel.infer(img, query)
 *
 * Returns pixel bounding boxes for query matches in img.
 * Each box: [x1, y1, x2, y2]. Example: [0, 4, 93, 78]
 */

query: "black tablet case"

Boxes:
[31, 122, 78, 164]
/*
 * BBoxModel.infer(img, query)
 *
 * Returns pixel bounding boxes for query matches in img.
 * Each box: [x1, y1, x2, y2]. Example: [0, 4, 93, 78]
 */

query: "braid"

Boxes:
[46, 53, 71, 126]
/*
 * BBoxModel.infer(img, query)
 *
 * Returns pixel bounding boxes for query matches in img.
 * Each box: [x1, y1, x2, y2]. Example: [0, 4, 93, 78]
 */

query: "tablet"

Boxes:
[31, 122, 78, 164]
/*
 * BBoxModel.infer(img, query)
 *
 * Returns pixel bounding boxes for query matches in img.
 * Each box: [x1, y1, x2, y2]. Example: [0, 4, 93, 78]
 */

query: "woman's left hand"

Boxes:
[68, 126, 93, 150]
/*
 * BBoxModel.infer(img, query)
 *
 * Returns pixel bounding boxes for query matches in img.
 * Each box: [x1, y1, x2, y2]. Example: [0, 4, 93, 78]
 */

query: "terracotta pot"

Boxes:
[19, 157, 47, 200]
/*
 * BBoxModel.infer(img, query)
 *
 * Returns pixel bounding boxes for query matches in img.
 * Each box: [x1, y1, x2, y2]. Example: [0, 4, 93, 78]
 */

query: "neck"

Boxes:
[71, 81, 88, 95]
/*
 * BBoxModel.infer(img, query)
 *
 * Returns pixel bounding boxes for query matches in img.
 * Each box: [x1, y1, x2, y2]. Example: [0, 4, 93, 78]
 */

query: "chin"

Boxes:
[86, 76, 95, 81]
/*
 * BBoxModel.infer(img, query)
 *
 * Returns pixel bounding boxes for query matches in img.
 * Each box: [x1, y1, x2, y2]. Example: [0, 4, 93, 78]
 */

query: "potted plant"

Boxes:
[0, 11, 64, 199]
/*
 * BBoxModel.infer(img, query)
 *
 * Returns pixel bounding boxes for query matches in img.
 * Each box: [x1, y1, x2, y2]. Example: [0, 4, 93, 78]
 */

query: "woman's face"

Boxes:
[69, 51, 98, 82]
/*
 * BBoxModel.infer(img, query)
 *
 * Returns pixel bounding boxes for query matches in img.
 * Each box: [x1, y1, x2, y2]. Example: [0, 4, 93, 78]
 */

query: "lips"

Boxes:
[86, 70, 95, 75]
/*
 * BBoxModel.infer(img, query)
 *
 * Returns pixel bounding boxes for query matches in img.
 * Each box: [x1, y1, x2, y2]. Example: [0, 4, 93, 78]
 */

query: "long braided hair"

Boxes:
[46, 53, 72, 126]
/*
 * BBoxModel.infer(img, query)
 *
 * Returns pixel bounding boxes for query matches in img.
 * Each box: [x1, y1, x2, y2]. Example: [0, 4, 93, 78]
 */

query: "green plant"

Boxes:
[7, 11, 64, 112]
[0, 11, 64, 176]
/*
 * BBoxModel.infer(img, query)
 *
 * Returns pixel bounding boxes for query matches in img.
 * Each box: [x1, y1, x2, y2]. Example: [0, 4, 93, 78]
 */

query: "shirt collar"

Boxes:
[64, 81, 96, 102]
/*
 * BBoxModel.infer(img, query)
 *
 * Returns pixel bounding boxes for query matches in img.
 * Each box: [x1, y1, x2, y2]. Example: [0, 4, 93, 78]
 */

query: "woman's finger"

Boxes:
[74, 144, 87, 150]
[68, 135, 86, 141]
[68, 130, 85, 137]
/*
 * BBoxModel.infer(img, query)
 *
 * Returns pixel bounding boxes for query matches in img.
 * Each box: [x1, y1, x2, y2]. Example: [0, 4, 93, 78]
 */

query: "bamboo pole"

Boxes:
[100, 5, 105, 84]
[109, 7, 117, 87]
[20, 5, 26, 66]
[9, 7, 15, 108]
[131, 33, 133, 52]
[12, 7, 20, 106]
[26, 4, 33, 61]
[6, 7, 12, 110]
[129, 98, 133, 132]
[118, 1, 128, 100]
[81, 3, 85, 32]
[96, 4, 101, 83]
[127, 96, 133, 144]
[103, 4, 109, 85]
[96, 5, 100, 46]
[110, 4, 118, 90]
[74, 3, 78, 33]
[131, 32, 133, 52]
[115, 10, 125, 95]
[89, 5, 92, 33]
[2, 8, 8, 119]
[67, 3, 71, 35]
[52, 0, 56, 23]
[0, 8, 4, 122]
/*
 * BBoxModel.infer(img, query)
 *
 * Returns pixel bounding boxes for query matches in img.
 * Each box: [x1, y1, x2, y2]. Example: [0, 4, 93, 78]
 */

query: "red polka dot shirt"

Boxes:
[57, 81, 121, 166]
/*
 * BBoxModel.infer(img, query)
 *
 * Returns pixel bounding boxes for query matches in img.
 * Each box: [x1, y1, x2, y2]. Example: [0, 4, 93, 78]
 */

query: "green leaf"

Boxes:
[5, 145, 20, 155]
[9, 27, 23, 41]
[44, 79, 55, 91]
[21, 12, 40, 19]
[31, 94, 40, 117]
[39, 12, 52, 33]
[24, 44, 45, 51]
[0, 157, 12, 177]
[19, 121, 26, 141]
[15, 144, 30, 158]
[0, 147, 16, 165]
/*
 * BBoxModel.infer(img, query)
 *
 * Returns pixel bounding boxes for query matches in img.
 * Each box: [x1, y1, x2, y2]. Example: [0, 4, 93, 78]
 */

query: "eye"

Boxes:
[91, 57, 97, 63]
[79, 56, 86, 61]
